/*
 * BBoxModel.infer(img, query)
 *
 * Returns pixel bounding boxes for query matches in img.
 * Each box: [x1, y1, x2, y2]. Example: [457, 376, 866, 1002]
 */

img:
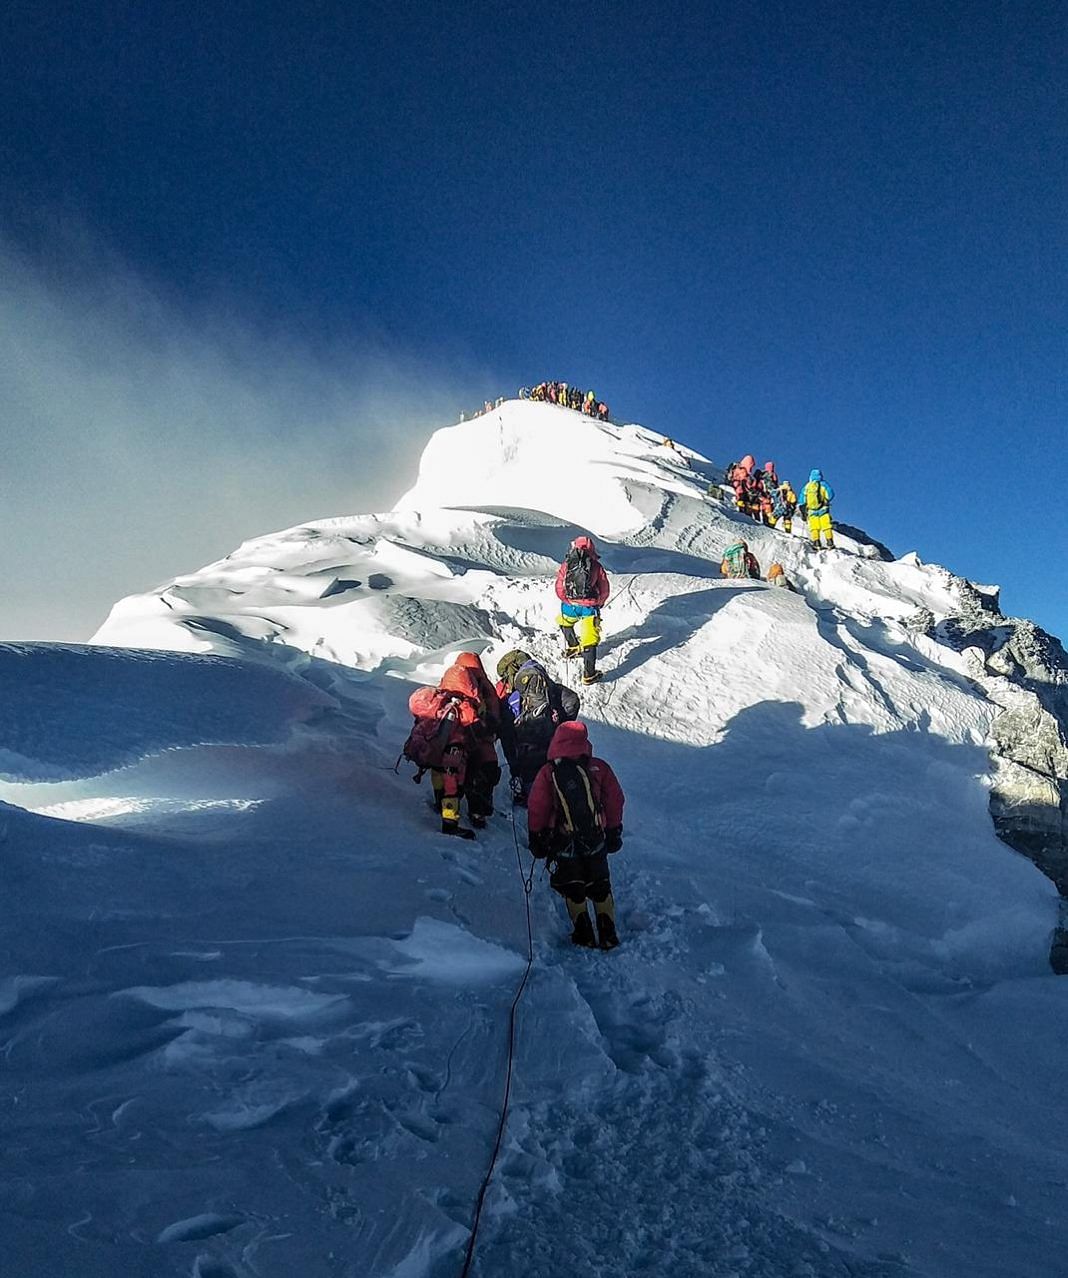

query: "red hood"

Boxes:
[548, 720, 592, 760]
[571, 536, 600, 559]
[439, 665, 482, 700]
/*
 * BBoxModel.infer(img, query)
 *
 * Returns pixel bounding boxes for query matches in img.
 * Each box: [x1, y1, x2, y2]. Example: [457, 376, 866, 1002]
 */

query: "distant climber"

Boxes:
[802, 469, 835, 550]
[528, 720, 625, 950]
[495, 649, 580, 804]
[727, 455, 761, 518]
[402, 656, 499, 839]
[757, 462, 778, 526]
[766, 562, 796, 591]
[721, 539, 761, 579]
[774, 476, 798, 534]
[556, 535, 611, 685]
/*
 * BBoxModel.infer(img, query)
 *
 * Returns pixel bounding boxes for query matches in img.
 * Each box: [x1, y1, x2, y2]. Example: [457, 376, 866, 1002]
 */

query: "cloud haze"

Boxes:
[0, 233, 486, 641]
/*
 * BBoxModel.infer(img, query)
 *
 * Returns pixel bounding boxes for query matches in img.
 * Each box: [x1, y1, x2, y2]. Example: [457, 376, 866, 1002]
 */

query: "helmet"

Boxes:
[495, 648, 531, 682]
[571, 535, 596, 553]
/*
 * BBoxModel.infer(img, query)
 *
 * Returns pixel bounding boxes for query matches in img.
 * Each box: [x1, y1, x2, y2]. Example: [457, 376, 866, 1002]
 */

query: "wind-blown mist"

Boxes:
[0, 237, 486, 641]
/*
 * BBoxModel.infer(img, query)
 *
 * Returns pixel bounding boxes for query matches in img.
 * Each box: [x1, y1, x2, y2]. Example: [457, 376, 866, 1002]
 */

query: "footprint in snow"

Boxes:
[157, 1214, 244, 1245]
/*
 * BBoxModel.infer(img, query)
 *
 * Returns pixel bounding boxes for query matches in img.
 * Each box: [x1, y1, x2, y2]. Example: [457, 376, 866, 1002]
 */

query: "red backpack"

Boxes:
[403, 687, 462, 775]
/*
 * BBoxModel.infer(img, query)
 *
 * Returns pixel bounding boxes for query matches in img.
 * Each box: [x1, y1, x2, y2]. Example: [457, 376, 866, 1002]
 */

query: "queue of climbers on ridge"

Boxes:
[720, 456, 836, 551]
[460, 385, 614, 423]
[521, 382, 612, 420]
[400, 536, 623, 949]
[397, 453, 836, 946]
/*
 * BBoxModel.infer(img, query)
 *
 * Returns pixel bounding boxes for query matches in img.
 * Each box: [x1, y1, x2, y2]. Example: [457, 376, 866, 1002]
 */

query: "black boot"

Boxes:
[596, 913, 620, 950]
[582, 646, 602, 685]
[570, 911, 596, 947]
[442, 818, 476, 840]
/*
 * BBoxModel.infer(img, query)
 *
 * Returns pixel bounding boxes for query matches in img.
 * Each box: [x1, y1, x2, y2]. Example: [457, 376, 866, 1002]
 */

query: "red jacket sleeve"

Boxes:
[592, 757, 625, 828]
[554, 561, 568, 603]
[592, 565, 610, 607]
[526, 764, 556, 833]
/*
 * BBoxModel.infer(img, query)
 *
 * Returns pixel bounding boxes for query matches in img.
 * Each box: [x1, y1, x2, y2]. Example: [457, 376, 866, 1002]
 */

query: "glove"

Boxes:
[510, 775, 525, 800]
[604, 826, 623, 854]
[529, 829, 552, 860]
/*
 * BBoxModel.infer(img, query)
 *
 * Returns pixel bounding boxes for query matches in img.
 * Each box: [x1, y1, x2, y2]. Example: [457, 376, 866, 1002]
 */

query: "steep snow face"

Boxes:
[4, 400, 1068, 1278]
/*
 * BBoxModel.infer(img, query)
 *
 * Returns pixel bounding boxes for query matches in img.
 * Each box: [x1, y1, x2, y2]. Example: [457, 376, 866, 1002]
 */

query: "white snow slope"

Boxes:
[3, 400, 1068, 1278]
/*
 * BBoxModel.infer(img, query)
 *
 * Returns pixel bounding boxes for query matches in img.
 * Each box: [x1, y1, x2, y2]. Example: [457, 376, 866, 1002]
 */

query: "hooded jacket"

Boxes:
[802, 469, 834, 517]
[526, 721, 625, 835]
[555, 536, 611, 607]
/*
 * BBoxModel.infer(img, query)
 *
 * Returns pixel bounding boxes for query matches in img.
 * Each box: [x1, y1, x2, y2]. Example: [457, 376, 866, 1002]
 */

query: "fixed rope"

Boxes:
[458, 804, 537, 1277]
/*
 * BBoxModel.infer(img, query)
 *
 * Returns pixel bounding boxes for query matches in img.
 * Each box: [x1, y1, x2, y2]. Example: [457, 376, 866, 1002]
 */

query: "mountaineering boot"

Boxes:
[566, 898, 597, 948]
[560, 624, 579, 656]
[596, 913, 619, 950]
[581, 645, 601, 685]
[570, 911, 596, 947]
[441, 796, 475, 839]
[470, 813, 487, 830]
[564, 645, 581, 659]
[595, 893, 620, 950]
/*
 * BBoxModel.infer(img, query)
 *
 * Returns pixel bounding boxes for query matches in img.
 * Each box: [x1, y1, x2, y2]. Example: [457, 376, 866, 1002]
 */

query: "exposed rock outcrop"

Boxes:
[936, 586, 1068, 970]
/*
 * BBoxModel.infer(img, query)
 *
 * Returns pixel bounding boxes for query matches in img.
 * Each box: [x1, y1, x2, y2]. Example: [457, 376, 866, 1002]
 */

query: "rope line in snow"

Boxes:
[457, 803, 536, 1277]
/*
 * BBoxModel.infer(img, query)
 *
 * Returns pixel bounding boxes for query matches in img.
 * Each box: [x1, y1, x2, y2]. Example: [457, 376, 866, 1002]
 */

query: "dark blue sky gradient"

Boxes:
[3, 0, 1065, 635]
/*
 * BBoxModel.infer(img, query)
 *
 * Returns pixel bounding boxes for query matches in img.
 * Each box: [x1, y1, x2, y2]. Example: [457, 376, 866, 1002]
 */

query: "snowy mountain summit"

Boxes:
[4, 399, 1068, 1278]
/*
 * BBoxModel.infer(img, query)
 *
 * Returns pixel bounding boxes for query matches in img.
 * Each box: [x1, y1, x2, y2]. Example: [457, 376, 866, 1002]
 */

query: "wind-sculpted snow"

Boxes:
[0, 641, 335, 782]
[4, 400, 1068, 1278]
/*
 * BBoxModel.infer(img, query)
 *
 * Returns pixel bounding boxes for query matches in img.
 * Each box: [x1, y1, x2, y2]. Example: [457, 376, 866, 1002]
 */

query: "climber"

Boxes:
[528, 720, 626, 950]
[555, 535, 611, 685]
[758, 462, 779, 526]
[727, 455, 757, 516]
[403, 661, 487, 839]
[802, 468, 835, 550]
[766, 562, 797, 591]
[775, 477, 798, 534]
[721, 539, 761, 579]
[495, 648, 580, 804]
[452, 652, 503, 821]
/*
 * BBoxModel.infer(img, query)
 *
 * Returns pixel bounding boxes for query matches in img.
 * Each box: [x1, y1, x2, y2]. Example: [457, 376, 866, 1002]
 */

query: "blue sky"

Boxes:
[2, 0, 1065, 641]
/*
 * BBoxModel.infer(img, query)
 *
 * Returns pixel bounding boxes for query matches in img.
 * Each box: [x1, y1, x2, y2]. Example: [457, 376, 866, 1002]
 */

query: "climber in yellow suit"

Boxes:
[802, 468, 835, 550]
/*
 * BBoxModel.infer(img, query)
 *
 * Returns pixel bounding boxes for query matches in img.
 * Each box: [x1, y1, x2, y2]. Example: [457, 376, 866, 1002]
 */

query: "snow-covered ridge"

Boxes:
[4, 399, 1068, 1278]
[93, 401, 1068, 902]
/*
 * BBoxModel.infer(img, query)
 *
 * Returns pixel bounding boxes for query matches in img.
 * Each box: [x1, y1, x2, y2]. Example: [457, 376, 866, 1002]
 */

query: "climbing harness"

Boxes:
[457, 803, 537, 1276]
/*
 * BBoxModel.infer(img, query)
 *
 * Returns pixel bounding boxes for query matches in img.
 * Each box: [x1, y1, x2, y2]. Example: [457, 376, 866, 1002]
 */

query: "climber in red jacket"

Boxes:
[527, 720, 625, 949]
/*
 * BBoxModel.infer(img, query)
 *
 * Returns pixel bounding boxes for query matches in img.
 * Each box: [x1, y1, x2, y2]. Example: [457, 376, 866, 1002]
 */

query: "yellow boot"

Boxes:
[441, 796, 474, 840]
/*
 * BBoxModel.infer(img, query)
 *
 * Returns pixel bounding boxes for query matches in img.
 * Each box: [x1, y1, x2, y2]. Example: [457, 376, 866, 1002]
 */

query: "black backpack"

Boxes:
[549, 758, 605, 854]
[563, 548, 595, 600]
